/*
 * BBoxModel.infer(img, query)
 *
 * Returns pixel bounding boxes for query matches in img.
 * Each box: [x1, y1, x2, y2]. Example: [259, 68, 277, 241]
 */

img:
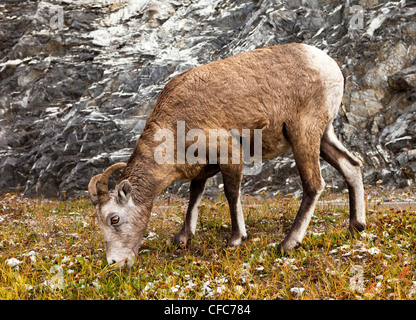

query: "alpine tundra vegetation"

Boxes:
[1, 191, 415, 299]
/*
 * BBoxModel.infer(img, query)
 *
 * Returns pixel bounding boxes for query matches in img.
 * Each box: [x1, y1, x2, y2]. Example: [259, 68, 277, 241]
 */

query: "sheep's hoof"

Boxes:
[227, 233, 247, 247]
[173, 232, 191, 247]
[275, 238, 300, 256]
[348, 220, 366, 237]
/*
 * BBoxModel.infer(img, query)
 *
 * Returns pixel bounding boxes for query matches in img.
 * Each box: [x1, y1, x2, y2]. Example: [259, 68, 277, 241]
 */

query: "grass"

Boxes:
[0, 188, 415, 300]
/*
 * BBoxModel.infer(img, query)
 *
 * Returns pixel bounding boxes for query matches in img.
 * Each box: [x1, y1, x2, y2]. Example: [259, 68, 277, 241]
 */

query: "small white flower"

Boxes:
[310, 231, 324, 237]
[275, 257, 296, 267]
[144, 281, 159, 292]
[242, 262, 250, 269]
[184, 280, 196, 290]
[339, 244, 350, 251]
[290, 287, 305, 296]
[235, 285, 244, 295]
[408, 281, 416, 299]
[215, 276, 228, 284]
[248, 283, 259, 290]
[216, 284, 227, 295]
[92, 281, 101, 290]
[367, 247, 381, 255]
[170, 285, 180, 293]
[326, 268, 337, 275]
[6, 258, 22, 267]
[239, 275, 248, 284]
[361, 232, 376, 240]
[202, 280, 212, 296]
[146, 232, 157, 240]
[24, 284, 33, 291]
[23, 250, 38, 262]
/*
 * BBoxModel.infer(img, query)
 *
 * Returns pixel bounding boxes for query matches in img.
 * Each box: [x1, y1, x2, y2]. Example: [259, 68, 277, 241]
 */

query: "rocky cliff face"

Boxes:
[0, 0, 415, 199]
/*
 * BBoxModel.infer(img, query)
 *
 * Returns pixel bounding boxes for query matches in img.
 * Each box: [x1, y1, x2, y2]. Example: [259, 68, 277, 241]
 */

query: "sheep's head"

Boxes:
[88, 163, 146, 268]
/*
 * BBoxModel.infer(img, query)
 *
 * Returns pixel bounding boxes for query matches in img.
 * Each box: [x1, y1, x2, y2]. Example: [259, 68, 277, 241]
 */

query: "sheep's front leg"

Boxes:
[174, 179, 207, 246]
[220, 164, 247, 246]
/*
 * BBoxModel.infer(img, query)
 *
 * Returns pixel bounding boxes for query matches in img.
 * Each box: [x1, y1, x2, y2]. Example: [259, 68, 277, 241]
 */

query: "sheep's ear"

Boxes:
[117, 180, 132, 204]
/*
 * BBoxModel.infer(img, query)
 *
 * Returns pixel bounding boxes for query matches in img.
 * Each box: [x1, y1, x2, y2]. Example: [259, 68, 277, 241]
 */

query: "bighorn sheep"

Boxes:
[88, 43, 366, 268]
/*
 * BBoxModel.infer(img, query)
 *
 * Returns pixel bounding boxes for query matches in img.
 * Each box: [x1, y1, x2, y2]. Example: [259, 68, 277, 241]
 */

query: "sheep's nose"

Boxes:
[107, 257, 118, 266]
[107, 258, 129, 268]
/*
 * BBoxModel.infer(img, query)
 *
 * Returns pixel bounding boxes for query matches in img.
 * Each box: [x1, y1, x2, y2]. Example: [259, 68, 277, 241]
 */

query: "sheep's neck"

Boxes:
[120, 135, 178, 214]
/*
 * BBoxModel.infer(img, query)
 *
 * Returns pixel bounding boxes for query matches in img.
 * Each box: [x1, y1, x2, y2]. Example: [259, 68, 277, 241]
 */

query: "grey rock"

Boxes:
[388, 65, 416, 91]
[0, 0, 416, 199]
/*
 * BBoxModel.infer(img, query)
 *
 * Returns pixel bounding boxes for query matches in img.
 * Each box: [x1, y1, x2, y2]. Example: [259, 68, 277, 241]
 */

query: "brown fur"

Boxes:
[89, 43, 366, 266]
[122, 44, 329, 184]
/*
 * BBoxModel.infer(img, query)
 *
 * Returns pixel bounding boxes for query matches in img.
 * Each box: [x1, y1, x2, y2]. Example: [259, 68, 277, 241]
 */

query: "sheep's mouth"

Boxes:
[132, 242, 141, 255]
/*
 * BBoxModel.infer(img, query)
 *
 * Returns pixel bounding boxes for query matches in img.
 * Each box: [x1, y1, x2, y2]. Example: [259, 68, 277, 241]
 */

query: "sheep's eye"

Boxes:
[110, 215, 120, 225]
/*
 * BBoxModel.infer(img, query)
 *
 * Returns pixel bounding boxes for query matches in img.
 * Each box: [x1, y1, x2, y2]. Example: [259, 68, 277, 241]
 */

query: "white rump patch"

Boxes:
[300, 44, 344, 121]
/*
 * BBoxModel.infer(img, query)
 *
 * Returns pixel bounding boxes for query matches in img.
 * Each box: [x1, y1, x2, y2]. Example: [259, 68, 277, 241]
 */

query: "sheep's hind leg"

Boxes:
[174, 179, 207, 246]
[277, 124, 325, 253]
[320, 124, 366, 234]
